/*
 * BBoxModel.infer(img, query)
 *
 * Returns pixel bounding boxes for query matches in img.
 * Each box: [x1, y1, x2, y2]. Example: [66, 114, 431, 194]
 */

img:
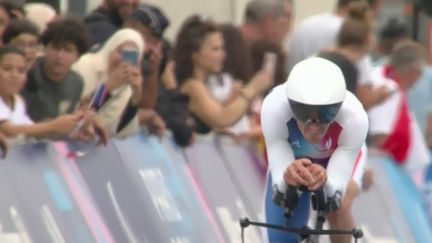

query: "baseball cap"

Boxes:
[129, 4, 169, 38]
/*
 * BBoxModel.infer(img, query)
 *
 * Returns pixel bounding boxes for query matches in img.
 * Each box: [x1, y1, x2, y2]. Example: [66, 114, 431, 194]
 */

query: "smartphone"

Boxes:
[263, 52, 277, 76]
[121, 47, 139, 66]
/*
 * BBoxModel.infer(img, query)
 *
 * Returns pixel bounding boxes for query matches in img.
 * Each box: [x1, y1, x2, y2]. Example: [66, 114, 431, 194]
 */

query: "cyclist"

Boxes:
[261, 57, 368, 243]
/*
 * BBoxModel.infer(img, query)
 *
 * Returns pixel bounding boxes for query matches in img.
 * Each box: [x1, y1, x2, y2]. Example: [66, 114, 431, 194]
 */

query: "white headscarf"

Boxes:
[72, 28, 145, 98]
[72, 28, 145, 138]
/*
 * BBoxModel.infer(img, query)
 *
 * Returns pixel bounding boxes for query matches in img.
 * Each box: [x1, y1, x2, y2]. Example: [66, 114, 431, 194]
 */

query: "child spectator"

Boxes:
[21, 16, 90, 122]
[0, 0, 25, 44]
[2, 19, 40, 69]
[0, 45, 84, 139]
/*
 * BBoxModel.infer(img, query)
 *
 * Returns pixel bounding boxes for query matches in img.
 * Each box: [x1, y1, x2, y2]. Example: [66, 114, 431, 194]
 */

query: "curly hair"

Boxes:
[173, 15, 219, 86]
[40, 16, 90, 56]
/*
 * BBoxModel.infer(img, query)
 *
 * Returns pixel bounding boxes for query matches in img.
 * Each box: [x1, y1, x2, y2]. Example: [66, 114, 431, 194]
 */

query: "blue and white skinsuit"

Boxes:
[260, 85, 369, 242]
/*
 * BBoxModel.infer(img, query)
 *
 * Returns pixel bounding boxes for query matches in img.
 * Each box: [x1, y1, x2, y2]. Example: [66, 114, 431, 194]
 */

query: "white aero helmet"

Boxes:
[285, 57, 346, 124]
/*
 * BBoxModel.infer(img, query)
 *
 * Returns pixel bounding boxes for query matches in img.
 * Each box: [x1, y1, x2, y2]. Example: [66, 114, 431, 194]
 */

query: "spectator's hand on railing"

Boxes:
[138, 109, 166, 140]
[0, 133, 8, 159]
[70, 111, 108, 146]
[51, 112, 85, 135]
[93, 120, 108, 146]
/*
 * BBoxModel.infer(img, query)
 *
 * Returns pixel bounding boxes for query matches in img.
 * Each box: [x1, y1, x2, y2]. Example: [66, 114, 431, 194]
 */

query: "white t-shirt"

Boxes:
[286, 13, 374, 86]
[261, 84, 368, 196]
[0, 95, 33, 125]
[367, 66, 430, 172]
[207, 73, 250, 134]
[286, 13, 343, 71]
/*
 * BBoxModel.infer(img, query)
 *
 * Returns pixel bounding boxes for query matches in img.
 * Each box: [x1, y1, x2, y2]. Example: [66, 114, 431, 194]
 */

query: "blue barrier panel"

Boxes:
[60, 140, 171, 243]
[183, 135, 264, 243]
[0, 143, 96, 242]
[115, 132, 223, 243]
[353, 153, 414, 242]
[214, 135, 267, 216]
[6, 134, 426, 243]
[382, 157, 432, 243]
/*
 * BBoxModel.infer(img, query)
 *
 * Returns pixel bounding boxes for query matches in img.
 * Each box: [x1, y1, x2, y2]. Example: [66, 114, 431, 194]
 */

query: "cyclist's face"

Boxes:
[296, 119, 330, 144]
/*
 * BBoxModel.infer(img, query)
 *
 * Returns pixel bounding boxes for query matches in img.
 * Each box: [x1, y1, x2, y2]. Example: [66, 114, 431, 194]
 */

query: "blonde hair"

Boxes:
[337, 0, 371, 48]
[390, 40, 426, 70]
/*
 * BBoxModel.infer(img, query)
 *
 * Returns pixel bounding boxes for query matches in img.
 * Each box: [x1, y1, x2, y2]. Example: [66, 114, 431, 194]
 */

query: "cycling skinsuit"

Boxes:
[261, 84, 368, 242]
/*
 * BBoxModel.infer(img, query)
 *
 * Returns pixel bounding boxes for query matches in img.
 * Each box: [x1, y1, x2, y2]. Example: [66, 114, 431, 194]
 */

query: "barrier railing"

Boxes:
[0, 132, 266, 243]
[0, 131, 430, 243]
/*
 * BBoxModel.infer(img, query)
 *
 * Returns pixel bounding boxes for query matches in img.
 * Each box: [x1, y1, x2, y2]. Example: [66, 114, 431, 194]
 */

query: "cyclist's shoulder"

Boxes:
[335, 92, 368, 142]
[261, 84, 293, 125]
[338, 92, 367, 120]
[262, 84, 290, 112]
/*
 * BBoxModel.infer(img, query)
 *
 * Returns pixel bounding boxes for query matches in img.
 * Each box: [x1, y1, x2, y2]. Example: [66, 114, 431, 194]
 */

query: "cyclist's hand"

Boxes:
[306, 164, 327, 191]
[284, 158, 315, 187]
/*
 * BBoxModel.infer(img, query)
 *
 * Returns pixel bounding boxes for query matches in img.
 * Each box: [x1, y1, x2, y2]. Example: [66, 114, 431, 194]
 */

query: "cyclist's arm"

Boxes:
[326, 108, 368, 196]
[261, 89, 294, 193]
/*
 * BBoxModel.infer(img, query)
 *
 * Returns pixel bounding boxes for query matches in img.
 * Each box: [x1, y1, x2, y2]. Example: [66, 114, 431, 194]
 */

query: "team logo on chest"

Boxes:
[287, 119, 342, 159]
[325, 137, 332, 150]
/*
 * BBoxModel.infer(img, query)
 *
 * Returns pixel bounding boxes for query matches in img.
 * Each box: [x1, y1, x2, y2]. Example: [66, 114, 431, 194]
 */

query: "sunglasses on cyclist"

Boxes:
[289, 100, 342, 124]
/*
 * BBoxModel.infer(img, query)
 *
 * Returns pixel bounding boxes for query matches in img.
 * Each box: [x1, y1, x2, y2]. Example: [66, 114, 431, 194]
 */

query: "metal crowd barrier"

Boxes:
[0, 131, 430, 243]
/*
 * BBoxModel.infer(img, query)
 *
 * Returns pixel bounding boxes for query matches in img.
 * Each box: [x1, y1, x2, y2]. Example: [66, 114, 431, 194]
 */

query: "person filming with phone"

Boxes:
[261, 57, 368, 243]
[72, 28, 145, 138]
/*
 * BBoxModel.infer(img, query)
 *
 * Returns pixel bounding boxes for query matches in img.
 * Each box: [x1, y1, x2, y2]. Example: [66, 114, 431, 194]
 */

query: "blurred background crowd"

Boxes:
[1, 0, 432, 223]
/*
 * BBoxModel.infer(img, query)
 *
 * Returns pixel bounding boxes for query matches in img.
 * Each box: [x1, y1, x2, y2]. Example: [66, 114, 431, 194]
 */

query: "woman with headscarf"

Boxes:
[72, 28, 145, 138]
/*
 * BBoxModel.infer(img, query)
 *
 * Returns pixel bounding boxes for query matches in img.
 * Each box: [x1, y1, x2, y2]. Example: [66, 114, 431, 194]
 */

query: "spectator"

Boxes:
[368, 40, 430, 186]
[25, 0, 59, 13]
[2, 19, 40, 69]
[123, 3, 169, 109]
[0, 0, 25, 44]
[174, 15, 272, 133]
[408, 67, 432, 149]
[157, 57, 194, 146]
[286, 0, 388, 110]
[72, 28, 145, 138]
[84, 0, 139, 45]
[220, 24, 253, 83]
[240, 0, 292, 45]
[22, 16, 90, 122]
[250, 39, 286, 87]
[0, 45, 85, 139]
[123, 5, 192, 145]
[374, 17, 410, 65]
[205, 24, 253, 141]
[372, 17, 432, 148]
[318, 0, 374, 94]
[286, 0, 381, 70]
[23, 3, 57, 33]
